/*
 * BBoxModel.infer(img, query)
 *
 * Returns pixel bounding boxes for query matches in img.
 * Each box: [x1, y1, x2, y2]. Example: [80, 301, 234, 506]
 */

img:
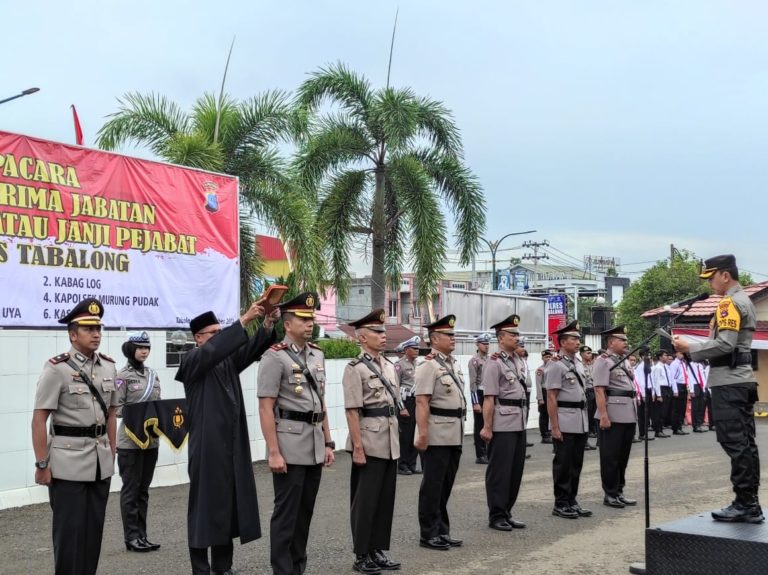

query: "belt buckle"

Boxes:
[93, 424, 104, 437]
[311, 412, 323, 425]
[388, 406, 396, 417]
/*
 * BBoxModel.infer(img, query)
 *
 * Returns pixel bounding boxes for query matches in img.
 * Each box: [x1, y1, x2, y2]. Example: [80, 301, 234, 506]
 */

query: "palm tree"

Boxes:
[295, 62, 485, 313]
[96, 91, 322, 307]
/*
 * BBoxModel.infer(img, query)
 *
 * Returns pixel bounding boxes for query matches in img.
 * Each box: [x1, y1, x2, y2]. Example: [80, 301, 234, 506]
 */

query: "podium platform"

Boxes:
[646, 510, 768, 575]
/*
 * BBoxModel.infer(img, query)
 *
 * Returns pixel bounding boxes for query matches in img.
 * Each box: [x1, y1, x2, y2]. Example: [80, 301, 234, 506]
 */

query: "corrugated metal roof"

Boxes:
[642, 281, 768, 318]
[255, 235, 287, 261]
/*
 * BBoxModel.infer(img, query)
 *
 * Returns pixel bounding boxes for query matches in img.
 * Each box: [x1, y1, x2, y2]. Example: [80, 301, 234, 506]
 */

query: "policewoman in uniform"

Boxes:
[674, 254, 763, 523]
[343, 310, 402, 574]
[31, 298, 119, 575]
[116, 331, 161, 552]
[395, 336, 421, 475]
[592, 326, 638, 509]
[468, 334, 490, 464]
[257, 293, 336, 575]
[545, 321, 591, 519]
[479, 314, 528, 531]
[414, 314, 466, 551]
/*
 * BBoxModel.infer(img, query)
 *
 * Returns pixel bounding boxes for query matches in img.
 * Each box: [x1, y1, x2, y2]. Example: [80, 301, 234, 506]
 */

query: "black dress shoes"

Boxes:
[354, 554, 382, 574]
[693, 427, 705, 433]
[655, 432, 670, 438]
[673, 430, 689, 436]
[410, 467, 423, 474]
[618, 494, 637, 506]
[125, 538, 153, 552]
[475, 456, 489, 464]
[584, 443, 597, 451]
[570, 504, 593, 517]
[509, 518, 526, 529]
[140, 537, 160, 551]
[211, 570, 237, 575]
[603, 496, 625, 509]
[372, 550, 401, 570]
[552, 505, 579, 519]
[489, 519, 513, 531]
[712, 503, 765, 524]
[419, 537, 450, 550]
[397, 467, 413, 475]
[440, 534, 463, 547]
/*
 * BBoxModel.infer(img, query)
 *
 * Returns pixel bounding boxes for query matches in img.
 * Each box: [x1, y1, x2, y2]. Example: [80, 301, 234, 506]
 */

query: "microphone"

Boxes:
[663, 292, 709, 311]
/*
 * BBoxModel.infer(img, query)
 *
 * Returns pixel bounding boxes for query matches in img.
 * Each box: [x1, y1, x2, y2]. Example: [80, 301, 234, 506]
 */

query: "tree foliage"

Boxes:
[294, 62, 485, 312]
[617, 251, 753, 348]
[96, 92, 322, 308]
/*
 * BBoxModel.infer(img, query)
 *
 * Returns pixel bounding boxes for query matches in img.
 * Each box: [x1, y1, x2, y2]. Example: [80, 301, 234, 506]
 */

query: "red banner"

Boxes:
[0, 131, 240, 328]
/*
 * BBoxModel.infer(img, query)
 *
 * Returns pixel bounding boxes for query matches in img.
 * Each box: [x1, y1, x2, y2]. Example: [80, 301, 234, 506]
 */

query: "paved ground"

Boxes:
[2, 421, 767, 575]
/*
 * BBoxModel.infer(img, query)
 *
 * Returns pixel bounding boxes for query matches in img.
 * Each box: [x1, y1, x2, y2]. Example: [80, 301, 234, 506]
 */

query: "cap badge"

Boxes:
[88, 302, 100, 315]
[512, 316, 520, 326]
[448, 317, 456, 328]
[305, 294, 315, 308]
[379, 311, 385, 323]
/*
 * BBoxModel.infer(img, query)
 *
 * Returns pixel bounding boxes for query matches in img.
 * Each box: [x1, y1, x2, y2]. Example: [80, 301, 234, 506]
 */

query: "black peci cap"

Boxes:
[190, 311, 219, 335]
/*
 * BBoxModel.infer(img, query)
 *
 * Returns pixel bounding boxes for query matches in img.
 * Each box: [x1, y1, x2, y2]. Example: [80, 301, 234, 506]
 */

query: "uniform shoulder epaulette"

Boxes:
[271, 342, 289, 351]
[49, 352, 70, 364]
[307, 342, 321, 350]
[98, 352, 116, 363]
[348, 358, 361, 366]
[490, 352, 500, 360]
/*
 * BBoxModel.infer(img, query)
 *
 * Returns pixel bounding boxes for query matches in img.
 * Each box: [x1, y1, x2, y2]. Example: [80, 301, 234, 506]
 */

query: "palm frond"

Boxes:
[225, 90, 295, 155]
[388, 155, 446, 304]
[238, 213, 265, 308]
[413, 96, 463, 158]
[296, 62, 373, 122]
[383, 178, 405, 291]
[95, 93, 189, 154]
[317, 170, 369, 301]
[294, 118, 375, 190]
[162, 132, 224, 172]
[191, 92, 239, 145]
[371, 87, 419, 152]
[408, 148, 485, 265]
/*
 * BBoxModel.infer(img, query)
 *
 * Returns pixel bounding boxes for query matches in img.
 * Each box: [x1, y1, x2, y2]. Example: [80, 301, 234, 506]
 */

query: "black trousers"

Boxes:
[418, 445, 462, 540]
[705, 391, 713, 427]
[350, 456, 397, 555]
[538, 401, 550, 438]
[190, 542, 234, 575]
[48, 477, 111, 575]
[473, 390, 487, 458]
[485, 430, 527, 523]
[398, 395, 419, 470]
[660, 386, 674, 426]
[692, 386, 706, 428]
[553, 432, 587, 507]
[598, 422, 636, 498]
[586, 388, 598, 435]
[710, 383, 761, 506]
[637, 400, 650, 437]
[271, 463, 323, 575]
[673, 388, 689, 431]
[650, 398, 664, 434]
[118, 447, 158, 541]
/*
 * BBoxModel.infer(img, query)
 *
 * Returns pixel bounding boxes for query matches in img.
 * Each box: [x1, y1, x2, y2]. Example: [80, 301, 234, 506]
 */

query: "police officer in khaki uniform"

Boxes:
[258, 293, 336, 575]
[580, 345, 598, 443]
[396, 336, 421, 475]
[480, 314, 528, 531]
[674, 254, 763, 523]
[343, 309, 402, 574]
[31, 298, 119, 575]
[536, 349, 554, 444]
[116, 331, 161, 552]
[414, 314, 466, 551]
[592, 326, 638, 509]
[468, 334, 490, 464]
[545, 321, 591, 519]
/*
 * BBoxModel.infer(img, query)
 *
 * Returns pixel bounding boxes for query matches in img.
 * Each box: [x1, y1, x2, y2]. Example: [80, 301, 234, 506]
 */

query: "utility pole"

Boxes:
[481, 230, 536, 290]
[522, 240, 549, 291]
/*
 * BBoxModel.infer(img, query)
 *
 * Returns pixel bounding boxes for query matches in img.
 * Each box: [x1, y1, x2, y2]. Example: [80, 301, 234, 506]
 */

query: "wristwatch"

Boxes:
[35, 460, 49, 470]
[325, 441, 336, 450]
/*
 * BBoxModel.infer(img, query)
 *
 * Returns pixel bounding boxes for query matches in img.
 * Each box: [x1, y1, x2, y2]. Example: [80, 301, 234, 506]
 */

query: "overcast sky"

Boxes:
[3, 1, 767, 281]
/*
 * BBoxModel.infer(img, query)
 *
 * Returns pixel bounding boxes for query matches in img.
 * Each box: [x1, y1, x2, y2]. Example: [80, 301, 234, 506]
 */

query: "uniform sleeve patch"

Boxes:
[717, 297, 741, 332]
[116, 379, 125, 389]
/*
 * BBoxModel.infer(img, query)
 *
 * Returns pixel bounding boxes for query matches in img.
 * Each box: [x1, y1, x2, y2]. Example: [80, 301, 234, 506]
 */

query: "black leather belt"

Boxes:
[361, 406, 396, 417]
[429, 407, 466, 418]
[278, 409, 325, 424]
[557, 400, 586, 409]
[53, 424, 106, 438]
[709, 352, 753, 368]
[606, 389, 636, 398]
[495, 398, 526, 407]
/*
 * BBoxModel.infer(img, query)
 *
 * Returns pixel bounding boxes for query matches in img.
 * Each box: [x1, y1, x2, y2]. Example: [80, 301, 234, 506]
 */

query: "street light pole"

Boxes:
[482, 229, 537, 290]
[0, 87, 40, 106]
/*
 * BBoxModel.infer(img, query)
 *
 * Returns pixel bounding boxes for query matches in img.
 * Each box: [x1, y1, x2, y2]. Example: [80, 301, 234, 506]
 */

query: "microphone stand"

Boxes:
[622, 298, 700, 575]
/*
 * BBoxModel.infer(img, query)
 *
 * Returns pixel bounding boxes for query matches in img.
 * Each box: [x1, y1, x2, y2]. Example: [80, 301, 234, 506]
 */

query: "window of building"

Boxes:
[388, 300, 398, 317]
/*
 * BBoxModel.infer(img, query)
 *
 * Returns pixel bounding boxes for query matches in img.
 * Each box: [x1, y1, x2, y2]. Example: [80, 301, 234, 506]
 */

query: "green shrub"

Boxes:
[314, 338, 360, 359]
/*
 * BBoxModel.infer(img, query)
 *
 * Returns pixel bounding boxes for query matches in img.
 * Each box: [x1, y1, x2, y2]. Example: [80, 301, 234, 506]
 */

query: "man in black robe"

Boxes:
[175, 301, 278, 575]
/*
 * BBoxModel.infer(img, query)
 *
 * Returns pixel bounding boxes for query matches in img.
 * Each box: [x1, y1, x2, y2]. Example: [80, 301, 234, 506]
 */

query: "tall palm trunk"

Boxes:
[371, 165, 387, 312]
